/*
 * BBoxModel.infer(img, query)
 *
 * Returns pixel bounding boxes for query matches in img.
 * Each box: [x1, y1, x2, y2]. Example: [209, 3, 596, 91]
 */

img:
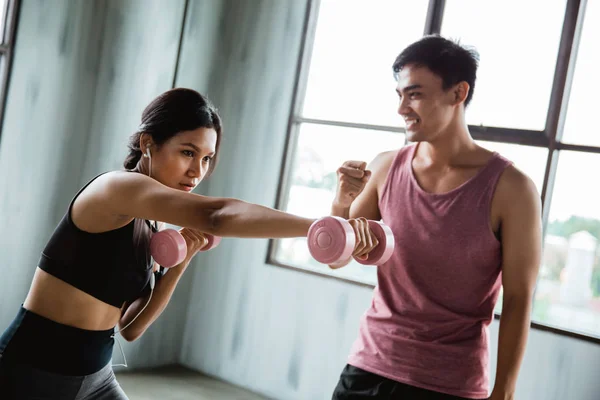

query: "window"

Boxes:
[301, 0, 428, 127]
[271, 0, 600, 342]
[441, 0, 567, 131]
[537, 152, 600, 337]
[0, 0, 8, 39]
[0, 0, 20, 140]
[561, 0, 600, 147]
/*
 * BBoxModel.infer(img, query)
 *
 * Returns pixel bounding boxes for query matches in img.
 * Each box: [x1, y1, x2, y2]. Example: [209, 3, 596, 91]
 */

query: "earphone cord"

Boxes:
[111, 258, 156, 368]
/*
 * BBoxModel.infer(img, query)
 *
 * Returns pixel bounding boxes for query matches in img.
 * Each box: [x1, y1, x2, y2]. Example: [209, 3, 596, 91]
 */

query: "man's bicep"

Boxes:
[348, 151, 396, 220]
[501, 172, 543, 299]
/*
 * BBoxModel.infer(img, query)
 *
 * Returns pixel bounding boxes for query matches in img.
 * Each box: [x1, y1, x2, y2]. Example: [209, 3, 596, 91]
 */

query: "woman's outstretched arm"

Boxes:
[93, 171, 315, 238]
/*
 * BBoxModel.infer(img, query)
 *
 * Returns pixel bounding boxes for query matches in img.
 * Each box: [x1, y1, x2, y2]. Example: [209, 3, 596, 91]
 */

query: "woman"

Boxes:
[0, 88, 374, 399]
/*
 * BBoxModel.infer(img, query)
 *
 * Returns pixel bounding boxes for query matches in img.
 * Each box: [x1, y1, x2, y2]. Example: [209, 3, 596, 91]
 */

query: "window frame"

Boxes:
[0, 0, 20, 144]
[268, 0, 600, 345]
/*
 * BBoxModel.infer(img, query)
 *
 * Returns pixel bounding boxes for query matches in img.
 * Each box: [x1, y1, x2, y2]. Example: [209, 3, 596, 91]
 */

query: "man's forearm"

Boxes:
[331, 203, 350, 219]
[492, 295, 532, 398]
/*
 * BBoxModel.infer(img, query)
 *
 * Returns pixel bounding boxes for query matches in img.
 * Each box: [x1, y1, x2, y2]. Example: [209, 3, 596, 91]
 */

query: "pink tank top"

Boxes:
[347, 144, 512, 399]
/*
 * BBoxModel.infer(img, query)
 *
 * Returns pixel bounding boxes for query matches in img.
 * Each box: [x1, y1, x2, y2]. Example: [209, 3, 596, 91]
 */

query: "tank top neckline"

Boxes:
[407, 143, 500, 198]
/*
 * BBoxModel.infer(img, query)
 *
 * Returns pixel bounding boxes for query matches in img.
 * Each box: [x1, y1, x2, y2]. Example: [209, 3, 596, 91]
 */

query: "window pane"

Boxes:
[301, 0, 428, 127]
[476, 141, 548, 196]
[441, 0, 567, 131]
[537, 151, 600, 338]
[0, 55, 5, 97]
[273, 123, 404, 285]
[561, 1, 600, 147]
[0, 0, 6, 44]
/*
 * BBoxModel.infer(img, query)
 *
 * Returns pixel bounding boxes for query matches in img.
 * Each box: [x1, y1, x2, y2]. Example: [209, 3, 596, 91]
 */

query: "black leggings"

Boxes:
[332, 364, 477, 400]
[0, 361, 128, 399]
[0, 306, 114, 375]
[0, 306, 126, 399]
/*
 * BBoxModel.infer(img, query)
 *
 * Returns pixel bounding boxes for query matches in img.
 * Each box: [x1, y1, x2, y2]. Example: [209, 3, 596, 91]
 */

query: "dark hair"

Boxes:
[392, 35, 480, 107]
[124, 88, 223, 177]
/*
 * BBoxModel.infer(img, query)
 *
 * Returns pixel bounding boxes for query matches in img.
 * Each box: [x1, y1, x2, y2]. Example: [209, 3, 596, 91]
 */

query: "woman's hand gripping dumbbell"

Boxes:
[150, 228, 222, 268]
[308, 216, 394, 269]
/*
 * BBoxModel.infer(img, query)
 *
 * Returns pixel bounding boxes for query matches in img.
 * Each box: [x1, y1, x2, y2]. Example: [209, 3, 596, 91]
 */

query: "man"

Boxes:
[330, 35, 542, 400]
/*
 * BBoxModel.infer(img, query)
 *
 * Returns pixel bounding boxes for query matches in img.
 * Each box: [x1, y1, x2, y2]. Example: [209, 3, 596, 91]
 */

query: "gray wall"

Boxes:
[1, 1, 600, 399]
[0, 0, 192, 368]
[0, 0, 105, 331]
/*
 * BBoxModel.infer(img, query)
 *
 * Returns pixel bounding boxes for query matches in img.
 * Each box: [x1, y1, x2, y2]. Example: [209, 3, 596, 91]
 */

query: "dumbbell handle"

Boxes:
[353, 220, 395, 266]
[150, 229, 221, 268]
[200, 233, 221, 252]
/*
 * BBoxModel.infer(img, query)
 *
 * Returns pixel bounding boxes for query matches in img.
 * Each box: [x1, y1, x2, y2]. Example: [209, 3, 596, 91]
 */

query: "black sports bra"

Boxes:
[37, 172, 156, 308]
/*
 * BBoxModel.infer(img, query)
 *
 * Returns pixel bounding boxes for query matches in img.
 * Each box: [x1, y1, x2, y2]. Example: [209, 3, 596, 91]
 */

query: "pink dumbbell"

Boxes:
[149, 229, 221, 268]
[307, 217, 356, 268]
[307, 217, 395, 267]
[202, 234, 221, 252]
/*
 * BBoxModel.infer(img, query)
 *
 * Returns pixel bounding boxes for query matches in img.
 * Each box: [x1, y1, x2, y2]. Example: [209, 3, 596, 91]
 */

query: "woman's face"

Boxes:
[146, 127, 218, 192]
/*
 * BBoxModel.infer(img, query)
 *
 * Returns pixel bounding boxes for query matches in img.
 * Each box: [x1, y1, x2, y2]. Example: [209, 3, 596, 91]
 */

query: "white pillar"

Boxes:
[560, 231, 597, 306]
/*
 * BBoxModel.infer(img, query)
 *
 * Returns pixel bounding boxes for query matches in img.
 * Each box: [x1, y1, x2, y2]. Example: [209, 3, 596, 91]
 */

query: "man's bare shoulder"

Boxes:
[370, 149, 402, 178]
[496, 164, 541, 211]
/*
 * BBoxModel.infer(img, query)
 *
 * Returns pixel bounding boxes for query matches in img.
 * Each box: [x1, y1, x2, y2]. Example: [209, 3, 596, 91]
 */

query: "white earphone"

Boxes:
[142, 145, 153, 179]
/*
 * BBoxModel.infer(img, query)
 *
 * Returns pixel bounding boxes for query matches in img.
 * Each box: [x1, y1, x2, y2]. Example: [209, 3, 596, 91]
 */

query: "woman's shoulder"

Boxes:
[83, 170, 148, 191]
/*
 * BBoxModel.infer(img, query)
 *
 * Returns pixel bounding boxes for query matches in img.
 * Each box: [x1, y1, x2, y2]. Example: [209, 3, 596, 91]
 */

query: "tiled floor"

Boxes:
[116, 365, 270, 400]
